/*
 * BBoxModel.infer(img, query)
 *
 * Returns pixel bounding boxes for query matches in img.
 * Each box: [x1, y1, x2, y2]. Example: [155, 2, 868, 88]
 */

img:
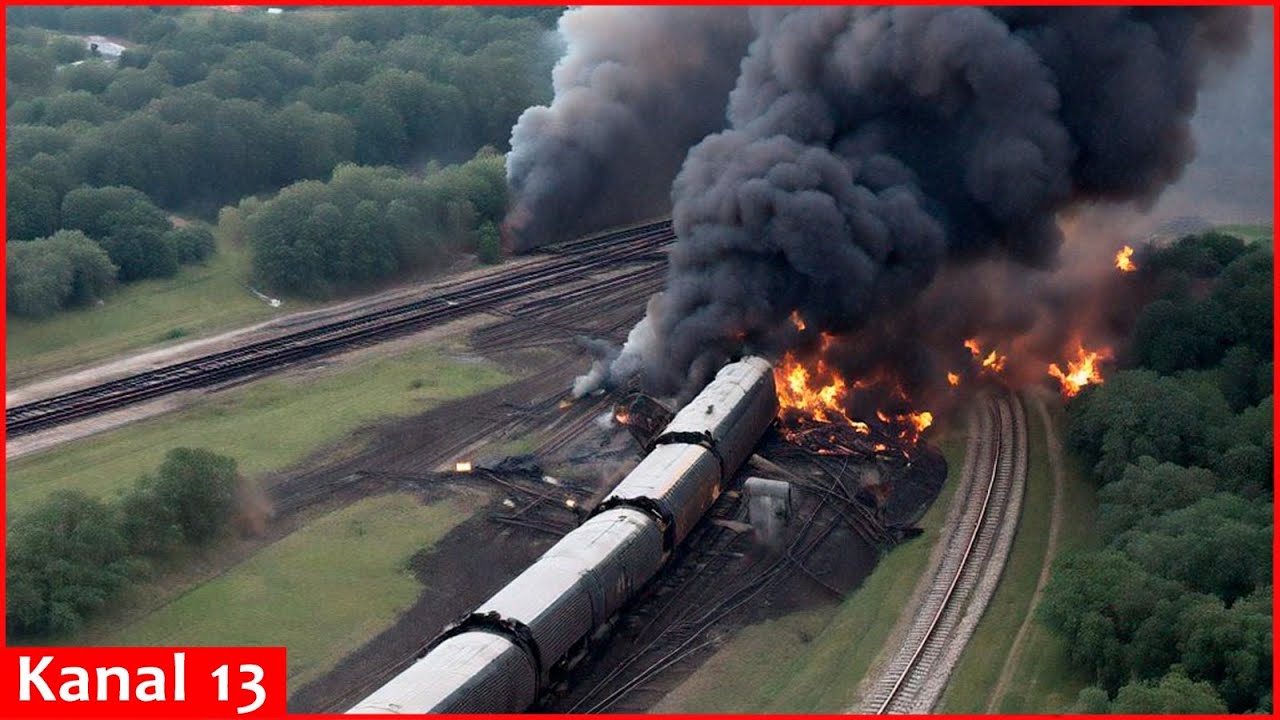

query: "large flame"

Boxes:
[776, 352, 858, 427]
[1115, 245, 1137, 272]
[1048, 343, 1112, 397]
[773, 352, 932, 449]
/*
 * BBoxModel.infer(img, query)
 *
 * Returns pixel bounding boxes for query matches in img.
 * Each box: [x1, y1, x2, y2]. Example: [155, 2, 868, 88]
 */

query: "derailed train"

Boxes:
[349, 356, 778, 714]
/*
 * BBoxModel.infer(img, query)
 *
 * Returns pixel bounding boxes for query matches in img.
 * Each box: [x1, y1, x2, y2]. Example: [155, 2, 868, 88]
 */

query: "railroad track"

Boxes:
[859, 392, 1027, 714]
[563, 449, 865, 714]
[7, 220, 674, 437]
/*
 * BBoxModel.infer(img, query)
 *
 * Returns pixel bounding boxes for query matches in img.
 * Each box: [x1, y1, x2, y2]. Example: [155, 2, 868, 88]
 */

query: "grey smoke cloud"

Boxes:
[503, 6, 752, 251]
[590, 6, 1254, 403]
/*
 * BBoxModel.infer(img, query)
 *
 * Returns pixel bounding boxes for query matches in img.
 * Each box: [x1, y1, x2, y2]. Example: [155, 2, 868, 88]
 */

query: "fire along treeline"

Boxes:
[505, 6, 1253, 407]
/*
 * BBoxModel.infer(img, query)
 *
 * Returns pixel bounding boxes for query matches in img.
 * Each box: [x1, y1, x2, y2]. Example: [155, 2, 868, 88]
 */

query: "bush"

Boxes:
[150, 447, 240, 544]
[7, 229, 117, 316]
[165, 225, 217, 264]
[5, 491, 139, 637]
[477, 220, 502, 264]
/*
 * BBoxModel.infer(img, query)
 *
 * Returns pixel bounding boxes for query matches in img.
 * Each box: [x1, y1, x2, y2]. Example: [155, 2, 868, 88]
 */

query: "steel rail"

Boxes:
[7, 221, 673, 436]
[873, 398, 1007, 714]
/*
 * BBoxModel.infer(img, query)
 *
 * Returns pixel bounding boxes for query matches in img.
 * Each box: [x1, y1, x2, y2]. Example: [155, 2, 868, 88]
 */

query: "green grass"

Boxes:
[99, 493, 467, 690]
[6, 234, 309, 385]
[6, 346, 510, 515]
[937, 394, 1054, 712]
[656, 432, 968, 713]
[1216, 223, 1273, 244]
[989, 400, 1099, 713]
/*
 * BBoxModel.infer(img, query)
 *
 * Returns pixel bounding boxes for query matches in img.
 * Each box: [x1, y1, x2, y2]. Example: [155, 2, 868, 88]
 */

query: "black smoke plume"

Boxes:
[504, 6, 752, 251]
[582, 6, 1252, 405]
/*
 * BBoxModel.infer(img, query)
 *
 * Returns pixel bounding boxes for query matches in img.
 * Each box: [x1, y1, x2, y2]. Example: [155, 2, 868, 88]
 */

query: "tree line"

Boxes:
[6, 6, 559, 313]
[233, 150, 506, 297]
[6, 448, 249, 639]
[1040, 232, 1272, 714]
[8, 187, 215, 316]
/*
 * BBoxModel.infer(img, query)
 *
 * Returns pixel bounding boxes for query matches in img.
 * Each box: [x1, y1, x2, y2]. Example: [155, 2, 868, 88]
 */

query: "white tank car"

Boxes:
[347, 356, 777, 714]
[605, 356, 776, 547]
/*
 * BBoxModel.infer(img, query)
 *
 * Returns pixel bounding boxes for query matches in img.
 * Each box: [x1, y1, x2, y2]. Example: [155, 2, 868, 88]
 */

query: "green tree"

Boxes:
[1176, 590, 1272, 712]
[104, 67, 169, 110]
[1096, 458, 1218, 539]
[150, 448, 240, 545]
[164, 226, 216, 265]
[59, 60, 114, 94]
[6, 173, 62, 241]
[1040, 550, 1179, 691]
[1070, 686, 1110, 714]
[7, 45, 55, 88]
[1211, 248, 1273, 358]
[477, 220, 502, 264]
[7, 230, 116, 317]
[1130, 298, 1224, 373]
[5, 491, 137, 637]
[49, 36, 87, 64]
[1067, 370, 1230, 485]
[1118, 494, 1271, 603]
[1110, 669, 1228, 714]
[117, 477, 181, 558]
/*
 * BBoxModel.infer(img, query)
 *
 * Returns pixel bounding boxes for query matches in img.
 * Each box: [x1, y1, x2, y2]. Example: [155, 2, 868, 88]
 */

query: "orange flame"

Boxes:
[789, 310, 807, 332]
[965, 338, 1007, 373]
[947, 372, 960, 387]
[776, 352, 849, 425]
[773, 352, 933, 446]
[1048, 343, 1112, 398]
[1115, 245, 1136, 272]
[614, 409, 631, 425]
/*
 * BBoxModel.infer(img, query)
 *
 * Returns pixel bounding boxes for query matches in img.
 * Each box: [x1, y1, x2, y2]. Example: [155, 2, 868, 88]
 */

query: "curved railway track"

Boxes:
[860, 392, 1027, 714]
[7, 220, 674, 437]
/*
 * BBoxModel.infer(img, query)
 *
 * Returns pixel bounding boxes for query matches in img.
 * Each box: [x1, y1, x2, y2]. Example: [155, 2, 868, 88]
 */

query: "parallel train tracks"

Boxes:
[6, 220, 674, 437]
[860, 393, 1027, 714]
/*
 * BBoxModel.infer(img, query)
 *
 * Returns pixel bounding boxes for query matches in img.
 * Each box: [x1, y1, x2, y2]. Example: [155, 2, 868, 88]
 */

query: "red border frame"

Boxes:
[0, 2, 1274, 719]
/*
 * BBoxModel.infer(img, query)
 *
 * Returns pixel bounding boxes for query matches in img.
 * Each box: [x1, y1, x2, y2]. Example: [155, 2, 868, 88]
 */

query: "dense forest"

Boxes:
[1041, 232, 1273, 714]
[6, 5, 560, 314]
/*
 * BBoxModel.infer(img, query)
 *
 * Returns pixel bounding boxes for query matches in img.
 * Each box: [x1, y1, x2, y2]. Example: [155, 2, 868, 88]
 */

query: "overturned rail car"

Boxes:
[348, 356, 777, 714]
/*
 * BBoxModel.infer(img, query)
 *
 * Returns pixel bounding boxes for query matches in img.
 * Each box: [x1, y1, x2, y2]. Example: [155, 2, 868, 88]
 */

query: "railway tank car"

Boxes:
[348, 356, 777, 714]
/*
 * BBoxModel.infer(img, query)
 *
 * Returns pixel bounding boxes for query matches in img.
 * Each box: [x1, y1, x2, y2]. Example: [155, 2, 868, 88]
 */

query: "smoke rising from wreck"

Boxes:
[556, 6, 1253, 411]
[504, 6, 752, 250]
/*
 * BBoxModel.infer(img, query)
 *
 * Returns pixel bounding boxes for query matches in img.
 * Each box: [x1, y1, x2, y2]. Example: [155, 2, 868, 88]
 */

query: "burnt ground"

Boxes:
[543, 433, 946, 713]
[161, 248, 946, 712]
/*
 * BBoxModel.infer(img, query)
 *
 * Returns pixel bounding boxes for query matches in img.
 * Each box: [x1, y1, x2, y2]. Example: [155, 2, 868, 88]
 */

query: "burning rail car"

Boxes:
[347, 356, 777, 714]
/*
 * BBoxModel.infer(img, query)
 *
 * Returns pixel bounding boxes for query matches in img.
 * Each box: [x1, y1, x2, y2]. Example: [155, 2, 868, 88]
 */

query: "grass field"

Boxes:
[6, 234, 307, 385]
[99, 493, 467, 690]
[937, 394, 1099, 713]
[655, 429, 969, 713]
[1216, 222, 1273, 243]
[6, 346, 510, 515]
